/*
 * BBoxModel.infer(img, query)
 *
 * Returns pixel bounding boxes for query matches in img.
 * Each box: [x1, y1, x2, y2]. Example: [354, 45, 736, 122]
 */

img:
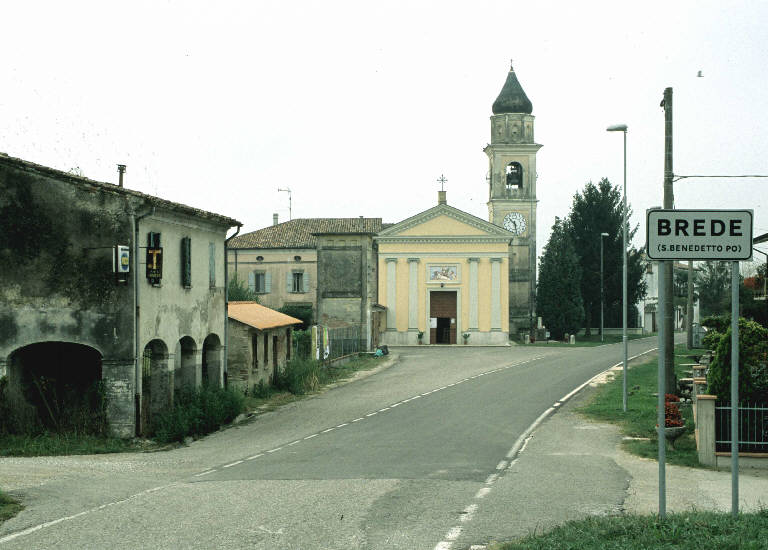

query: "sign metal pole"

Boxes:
[657, 261, 666, 518]
[731, 261, 740, 516]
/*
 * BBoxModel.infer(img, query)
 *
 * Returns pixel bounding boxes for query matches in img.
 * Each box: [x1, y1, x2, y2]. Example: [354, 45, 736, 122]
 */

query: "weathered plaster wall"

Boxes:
[226, 319, 292, 392]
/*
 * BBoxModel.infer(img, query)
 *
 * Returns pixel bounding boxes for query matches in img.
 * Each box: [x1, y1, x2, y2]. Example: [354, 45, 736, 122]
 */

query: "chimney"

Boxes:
[438, 190, 447, 205]
[117, 164, 126, 188]
[273, 213, 279, 226]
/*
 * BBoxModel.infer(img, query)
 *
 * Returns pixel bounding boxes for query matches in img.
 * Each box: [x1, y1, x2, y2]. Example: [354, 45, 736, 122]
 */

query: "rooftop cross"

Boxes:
[437, 174, 447, 191]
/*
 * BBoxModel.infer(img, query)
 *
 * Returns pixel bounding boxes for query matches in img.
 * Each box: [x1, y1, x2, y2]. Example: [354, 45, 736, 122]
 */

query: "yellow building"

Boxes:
[376, 191, 513, 345]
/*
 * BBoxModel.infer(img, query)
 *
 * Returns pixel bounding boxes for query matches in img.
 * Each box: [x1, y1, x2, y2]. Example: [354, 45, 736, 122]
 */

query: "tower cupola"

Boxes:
[491, 63, 533, 115]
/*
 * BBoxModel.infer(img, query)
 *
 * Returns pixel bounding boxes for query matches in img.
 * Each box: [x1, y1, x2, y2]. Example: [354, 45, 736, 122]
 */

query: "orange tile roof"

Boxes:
[228, 302, 302, 330]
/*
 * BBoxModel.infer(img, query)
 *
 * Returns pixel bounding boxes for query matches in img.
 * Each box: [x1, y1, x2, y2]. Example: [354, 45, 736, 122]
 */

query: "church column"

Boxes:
[468, 258, 480, 330]
[491, 258, 502, 331]
[386, 258, 397, 331]
[407, 258, 420, 331]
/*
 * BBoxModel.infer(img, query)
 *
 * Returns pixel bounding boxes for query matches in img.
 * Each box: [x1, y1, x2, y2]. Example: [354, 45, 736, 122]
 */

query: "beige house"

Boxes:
[227, 302, 302, 390]
[376, 191, 513, 346]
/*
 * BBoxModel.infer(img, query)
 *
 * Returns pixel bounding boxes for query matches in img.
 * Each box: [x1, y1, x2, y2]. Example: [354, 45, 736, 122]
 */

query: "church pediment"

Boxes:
[377, 205, 513, 240]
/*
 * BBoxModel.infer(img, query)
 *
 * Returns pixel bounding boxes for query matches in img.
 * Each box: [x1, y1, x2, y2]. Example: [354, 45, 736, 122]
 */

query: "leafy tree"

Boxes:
[567, 178, 646, 335]
[698, 261, 730, 316]
[707, 318, 768, 402]
[536, 218, 584, 340]
[227, 273, 259, 302]
[277, 304, 313, 330]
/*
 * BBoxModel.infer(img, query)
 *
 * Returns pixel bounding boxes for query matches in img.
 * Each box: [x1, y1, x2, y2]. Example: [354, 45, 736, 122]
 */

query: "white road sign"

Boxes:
[646, 209, 753, 261]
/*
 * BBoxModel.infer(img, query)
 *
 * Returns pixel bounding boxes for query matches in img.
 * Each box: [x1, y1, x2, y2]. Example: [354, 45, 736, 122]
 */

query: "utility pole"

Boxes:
[662, 87, 676, 391]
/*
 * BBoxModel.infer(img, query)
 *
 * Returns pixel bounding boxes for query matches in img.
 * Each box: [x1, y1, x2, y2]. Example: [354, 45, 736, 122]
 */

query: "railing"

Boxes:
[292, 325, 363, 362]
[715, 402, 768, 453]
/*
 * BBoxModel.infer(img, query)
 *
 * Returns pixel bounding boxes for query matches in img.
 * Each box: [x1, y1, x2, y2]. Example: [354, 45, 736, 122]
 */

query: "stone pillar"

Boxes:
[102, 359, 136, 438]
[386, 258, 397, 331]
[696, 394, 717, 467]
[468, 258, 480, 330]
[491, 258, 503, 331]
[407, 258, 420, 331]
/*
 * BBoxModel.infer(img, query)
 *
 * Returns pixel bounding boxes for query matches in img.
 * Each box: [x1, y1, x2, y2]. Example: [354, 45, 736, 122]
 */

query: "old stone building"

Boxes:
[0, 153, 240, 437]
[228, 218, 384, 348]
[227, 302, 301, 391]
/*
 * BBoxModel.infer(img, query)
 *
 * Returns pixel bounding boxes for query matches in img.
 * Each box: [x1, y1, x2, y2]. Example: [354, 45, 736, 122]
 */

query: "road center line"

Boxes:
[223, 460, 243, 468]
[247, 453, 264, 460]
[304, 434, 318, 439]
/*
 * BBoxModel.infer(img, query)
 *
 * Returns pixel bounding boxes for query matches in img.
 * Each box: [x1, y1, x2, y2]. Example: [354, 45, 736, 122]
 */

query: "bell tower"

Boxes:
[484, 62, 541, 337]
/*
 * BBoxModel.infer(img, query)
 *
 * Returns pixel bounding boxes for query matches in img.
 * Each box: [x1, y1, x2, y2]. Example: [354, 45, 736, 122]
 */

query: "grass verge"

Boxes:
[578, 343, 708, 468]
[0, 433, 142, 457]
[494, 510, 768, 550]
[0, 490, 24, 524]
[531, 333, 654, 347]
[243, 354, 383, 413]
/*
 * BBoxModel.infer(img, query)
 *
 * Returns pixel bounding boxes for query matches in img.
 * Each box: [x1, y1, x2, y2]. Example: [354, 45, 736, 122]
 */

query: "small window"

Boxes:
[181, 237, 192, 288]
[286, 329, 292, 360]
[252, 334, 259, 369]
[249, 271, 271, 294]
[256, 256, 264, 262]
[294, 255, 302, 262]
[263, 333, 268, 365]
[505, 162, 523, 192]
[292, 272, 304, 293]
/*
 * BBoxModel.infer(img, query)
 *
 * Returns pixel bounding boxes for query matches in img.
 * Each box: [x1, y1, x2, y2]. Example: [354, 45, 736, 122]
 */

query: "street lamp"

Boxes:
[600, 232, 609, 343]
[607, 123, 628, 413]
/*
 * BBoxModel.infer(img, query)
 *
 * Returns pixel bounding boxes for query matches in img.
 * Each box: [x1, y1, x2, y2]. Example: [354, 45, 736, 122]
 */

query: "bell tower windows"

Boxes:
[505, 162, 523, 193]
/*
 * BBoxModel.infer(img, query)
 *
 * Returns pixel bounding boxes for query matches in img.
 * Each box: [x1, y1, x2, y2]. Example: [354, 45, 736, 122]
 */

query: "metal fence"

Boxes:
[291, 325, 362, 362]
[715, 402, 768, 453]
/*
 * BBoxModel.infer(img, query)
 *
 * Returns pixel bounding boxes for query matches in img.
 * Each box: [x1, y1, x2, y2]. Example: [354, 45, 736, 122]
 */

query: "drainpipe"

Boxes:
[133, 204, 155, 436]
[223, 224, 242, 387]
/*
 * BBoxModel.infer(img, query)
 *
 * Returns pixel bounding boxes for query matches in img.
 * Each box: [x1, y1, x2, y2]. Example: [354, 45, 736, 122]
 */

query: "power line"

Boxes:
[673, 174, 768, 182]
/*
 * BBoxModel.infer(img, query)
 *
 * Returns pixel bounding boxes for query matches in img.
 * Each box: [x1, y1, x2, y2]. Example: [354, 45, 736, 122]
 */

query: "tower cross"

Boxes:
[437, 174, 447, 191]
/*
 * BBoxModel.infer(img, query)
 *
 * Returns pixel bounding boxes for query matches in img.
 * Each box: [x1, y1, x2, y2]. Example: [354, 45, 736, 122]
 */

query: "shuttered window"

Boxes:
[181, 237, 192, 288]
[208, 242, 216, 288]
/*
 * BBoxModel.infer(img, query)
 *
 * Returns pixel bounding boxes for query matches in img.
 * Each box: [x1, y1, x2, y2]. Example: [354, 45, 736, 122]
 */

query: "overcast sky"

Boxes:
[2, 1, 767, 265]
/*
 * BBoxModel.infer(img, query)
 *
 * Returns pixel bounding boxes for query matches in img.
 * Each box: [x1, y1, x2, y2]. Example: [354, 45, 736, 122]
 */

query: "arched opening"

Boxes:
[505, 162, 523, 194]
[202, 334, 222, 387]
[174, 336, 198, 393]
[6, 342, 104, 434]
[141, 339, 169, 434]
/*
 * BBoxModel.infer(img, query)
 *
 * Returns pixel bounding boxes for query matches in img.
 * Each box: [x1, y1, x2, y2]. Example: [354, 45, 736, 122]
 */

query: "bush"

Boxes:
[274, 357, 328, 395]
[702, 330, 725, 351]
[707, 318, 768, 402]
[702, 315, 730, 333]
[152, 384, 244, 444]
[291, 329, 312, 360]
[278, 305, 313, 329]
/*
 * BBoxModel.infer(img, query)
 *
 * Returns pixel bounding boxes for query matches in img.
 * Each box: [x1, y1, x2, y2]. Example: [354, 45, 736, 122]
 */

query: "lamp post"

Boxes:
[607, 123, 628, 413]
[600, 232, 609, 343]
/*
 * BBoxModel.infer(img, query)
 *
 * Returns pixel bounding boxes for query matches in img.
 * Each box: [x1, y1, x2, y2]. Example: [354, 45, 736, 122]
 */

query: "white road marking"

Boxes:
[474, 487, 491, 499]
[336, 423, 349, 428]
[304, 434, 318, 439]
[352, 417, 364, 422]
[266, 447, 283, 453]
[496, 460, 508, 470]
[379, 407, 390, 412]
[288, 440, 301, 446]
[460, 504, 478, 522]
[321, 428, 335, 433]
[223, 460, 243, 468]
[366, 412, 377, 417]
[247, 453, 264, 460]
[434, 542, 453, 550]
[194, 470, 215, 477]
[485, 473, 498, 485]
[445, 526, 462, 540]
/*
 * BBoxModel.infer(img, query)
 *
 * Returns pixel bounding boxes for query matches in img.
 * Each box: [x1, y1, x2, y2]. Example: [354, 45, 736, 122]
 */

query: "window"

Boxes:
[505, 162, 523, 192]
[208, 242, 216, 288]
[263, 333, 268, 365]
[251, 334, 259, 370]
[286, 329, 292, 360]
[248, 271, 270, 293]
[288, 270, 308, 293]
[181, 237, 192, 288]
[292, 272, 303, 293]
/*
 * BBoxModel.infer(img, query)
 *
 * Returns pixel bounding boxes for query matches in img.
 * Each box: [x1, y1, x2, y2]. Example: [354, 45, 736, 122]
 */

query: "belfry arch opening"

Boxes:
[7, 342, 104, 434]
[505, 162, 523, 193]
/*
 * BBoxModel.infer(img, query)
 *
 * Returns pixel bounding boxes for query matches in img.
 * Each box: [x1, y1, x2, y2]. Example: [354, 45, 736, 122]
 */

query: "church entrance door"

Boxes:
[430, 291, 457, 344]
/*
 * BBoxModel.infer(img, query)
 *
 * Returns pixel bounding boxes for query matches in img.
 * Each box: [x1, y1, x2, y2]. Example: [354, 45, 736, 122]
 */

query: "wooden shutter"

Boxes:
[265, 272, 272, 293]
[248, 271, 256, 292]
[302, 271, 309, 293]
[209, 242, 216, 287]
[287, 272, 293, 293]
[181, 237, 192, 288]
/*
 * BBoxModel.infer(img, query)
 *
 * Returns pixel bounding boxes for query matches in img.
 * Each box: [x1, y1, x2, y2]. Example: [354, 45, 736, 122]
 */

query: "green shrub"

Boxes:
[152, 384, 244, 444]
[702, 329, 725, 351]
[707, 318, 768, 402]
[277, 305, 313, 329]
[275, 357, 328, 395]
[702, 315, 730, 333]
[291, 329, 312, 359]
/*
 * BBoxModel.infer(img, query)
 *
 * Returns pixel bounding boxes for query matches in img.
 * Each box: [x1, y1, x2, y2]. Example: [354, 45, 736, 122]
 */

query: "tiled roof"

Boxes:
[230, 218, 383, 249]
[0, 153, 241, 227]
[228, 302, 302, 330]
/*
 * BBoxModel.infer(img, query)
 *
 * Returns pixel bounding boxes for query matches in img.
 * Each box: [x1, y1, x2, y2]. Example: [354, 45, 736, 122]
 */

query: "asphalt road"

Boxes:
[0, 337, 663, 549]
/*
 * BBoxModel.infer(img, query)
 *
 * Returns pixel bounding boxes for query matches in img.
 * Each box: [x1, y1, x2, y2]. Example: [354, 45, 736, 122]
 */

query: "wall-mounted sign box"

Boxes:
[646, 209, 753, 261]
[146, 248, 163, 284]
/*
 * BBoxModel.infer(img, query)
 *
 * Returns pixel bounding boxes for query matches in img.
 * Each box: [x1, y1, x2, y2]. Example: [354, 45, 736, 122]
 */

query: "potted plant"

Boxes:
[462, 332, 470, 345]
[417, 331, 424, 345]
[662, 393, 686, 448]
